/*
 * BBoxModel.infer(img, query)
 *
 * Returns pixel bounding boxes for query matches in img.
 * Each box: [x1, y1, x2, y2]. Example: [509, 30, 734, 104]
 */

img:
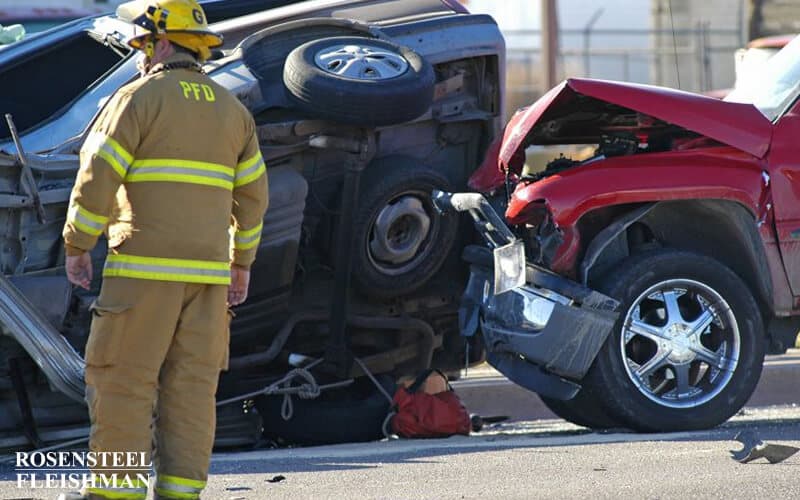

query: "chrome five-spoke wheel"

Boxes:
[621, 279, 739, 409]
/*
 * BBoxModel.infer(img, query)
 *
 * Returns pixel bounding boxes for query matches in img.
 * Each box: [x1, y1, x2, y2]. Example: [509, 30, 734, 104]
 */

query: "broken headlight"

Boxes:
[493, 239, 526, 295]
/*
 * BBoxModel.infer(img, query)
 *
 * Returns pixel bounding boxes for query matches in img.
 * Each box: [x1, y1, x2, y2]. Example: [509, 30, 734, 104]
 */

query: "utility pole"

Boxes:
[541, 0, 559, 88]
[748, 0, 764, 40]
[582, 8, 604, 78]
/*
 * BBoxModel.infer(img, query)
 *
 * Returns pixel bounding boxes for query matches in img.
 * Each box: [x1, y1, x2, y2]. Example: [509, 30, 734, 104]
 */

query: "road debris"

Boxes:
[470, 414, 510, 432]
[730, 430, 800, 464]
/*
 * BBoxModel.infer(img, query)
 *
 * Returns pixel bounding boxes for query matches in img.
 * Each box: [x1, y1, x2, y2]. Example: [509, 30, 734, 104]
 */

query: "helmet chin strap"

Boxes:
[144, 33, 156, 59]
[137, 34, 158, 77]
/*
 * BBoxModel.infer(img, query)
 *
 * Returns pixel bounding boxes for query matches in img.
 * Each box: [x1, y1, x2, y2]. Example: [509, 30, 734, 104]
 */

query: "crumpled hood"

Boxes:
[498, 78, 774, 169]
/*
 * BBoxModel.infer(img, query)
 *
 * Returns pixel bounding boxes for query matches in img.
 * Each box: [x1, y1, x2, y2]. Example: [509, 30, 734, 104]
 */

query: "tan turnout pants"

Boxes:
[84, 277, 229, 499]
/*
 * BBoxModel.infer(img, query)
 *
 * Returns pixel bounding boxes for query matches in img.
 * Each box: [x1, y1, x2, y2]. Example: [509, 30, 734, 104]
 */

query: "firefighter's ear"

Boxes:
[153, 37, 173, 61]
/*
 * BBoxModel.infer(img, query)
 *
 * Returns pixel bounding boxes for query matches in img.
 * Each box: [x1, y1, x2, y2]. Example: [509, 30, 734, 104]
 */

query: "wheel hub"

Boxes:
[369, 195, 431, 266]
[663, 323, 697, 363]
[314, 43, 409, 80]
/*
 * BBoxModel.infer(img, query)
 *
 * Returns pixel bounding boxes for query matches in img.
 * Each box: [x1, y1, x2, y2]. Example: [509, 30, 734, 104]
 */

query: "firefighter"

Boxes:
[58, 1, 268, 498]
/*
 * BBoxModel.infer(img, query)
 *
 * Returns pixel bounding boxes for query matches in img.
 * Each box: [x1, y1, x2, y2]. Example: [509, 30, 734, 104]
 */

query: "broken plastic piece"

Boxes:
[730, 430, 800, 464]
[0, 24, 25, 45]
[470, 414, 509, 432]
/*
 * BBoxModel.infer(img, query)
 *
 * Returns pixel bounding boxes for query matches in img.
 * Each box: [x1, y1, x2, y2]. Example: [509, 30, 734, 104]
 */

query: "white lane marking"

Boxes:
[212, 428, 707, 463]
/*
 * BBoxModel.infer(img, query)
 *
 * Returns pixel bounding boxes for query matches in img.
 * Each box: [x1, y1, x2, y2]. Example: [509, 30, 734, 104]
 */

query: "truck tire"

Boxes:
[539, 389, 619, 429]
[283, 36, 435, 126]
[584, 249, 764, 432]
[352, 160, 458, 298]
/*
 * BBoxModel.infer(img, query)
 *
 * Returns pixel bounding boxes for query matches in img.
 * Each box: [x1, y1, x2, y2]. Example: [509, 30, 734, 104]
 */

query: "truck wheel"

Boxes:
[352, 160, 458, 298]
[539, 389, 619, 429]
[584, 250, 764, 432]
[283, 36, 435, 126]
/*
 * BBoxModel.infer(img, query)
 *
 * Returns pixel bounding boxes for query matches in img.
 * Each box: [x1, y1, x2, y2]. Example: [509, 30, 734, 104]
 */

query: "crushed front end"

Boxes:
[433, 191, 619, 400]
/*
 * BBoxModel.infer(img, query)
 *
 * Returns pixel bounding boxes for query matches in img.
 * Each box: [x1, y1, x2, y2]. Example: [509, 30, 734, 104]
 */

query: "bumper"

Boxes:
[432, 190, 620, 399]
[462, 246, 618, 381]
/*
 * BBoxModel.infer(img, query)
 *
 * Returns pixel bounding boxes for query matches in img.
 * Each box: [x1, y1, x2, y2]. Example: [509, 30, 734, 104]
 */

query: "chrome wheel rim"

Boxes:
[620, 279, 740, 409]
[314, 43, 409, 80]
[367, 193, 434, 275]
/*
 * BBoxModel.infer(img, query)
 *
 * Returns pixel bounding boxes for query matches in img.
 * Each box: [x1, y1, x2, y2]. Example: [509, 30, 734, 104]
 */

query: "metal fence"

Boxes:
[503, 25, 743, 115]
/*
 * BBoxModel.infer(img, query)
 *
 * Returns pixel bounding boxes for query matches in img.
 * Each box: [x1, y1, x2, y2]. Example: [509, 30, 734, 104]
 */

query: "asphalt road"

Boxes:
[1, 352, 799, 500]
[4, 407, 799, 500]
[455, 349, 800, 421]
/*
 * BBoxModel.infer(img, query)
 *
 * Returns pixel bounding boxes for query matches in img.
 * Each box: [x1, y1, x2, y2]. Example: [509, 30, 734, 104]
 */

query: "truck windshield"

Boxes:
[725, 34, 800, 121]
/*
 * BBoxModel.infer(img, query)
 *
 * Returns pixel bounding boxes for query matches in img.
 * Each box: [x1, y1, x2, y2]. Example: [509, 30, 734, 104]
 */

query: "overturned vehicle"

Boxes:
[441, 34, 800, 433]
[0, 0, 505, 450]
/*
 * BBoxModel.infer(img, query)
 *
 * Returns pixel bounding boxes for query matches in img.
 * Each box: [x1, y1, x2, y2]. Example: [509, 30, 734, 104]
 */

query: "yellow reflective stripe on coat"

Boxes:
[234, 153, 266, 187]
[84, 132, 133, 178]
[67, 202, 109, 237]
[127, 158, 235, 190]
[155, 474, 206, 499]
[104, 254, 231, 285]
[234, 221, 263, 250]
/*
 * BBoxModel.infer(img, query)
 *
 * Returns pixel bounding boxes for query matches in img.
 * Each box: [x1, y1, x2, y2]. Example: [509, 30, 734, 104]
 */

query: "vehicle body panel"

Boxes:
[507, 149, 777, 294]
[748, 34, 796, 49]
[507, 147, 768, 228]
[766, 99, 800, 297]
[497, 78, 774, 171]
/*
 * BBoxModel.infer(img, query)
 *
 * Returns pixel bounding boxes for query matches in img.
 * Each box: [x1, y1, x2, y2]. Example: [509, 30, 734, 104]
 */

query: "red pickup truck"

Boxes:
[438, 33, 800, 433]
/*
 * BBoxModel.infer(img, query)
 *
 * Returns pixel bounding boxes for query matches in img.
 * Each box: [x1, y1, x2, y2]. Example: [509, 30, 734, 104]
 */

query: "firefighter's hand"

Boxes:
[66, 252, 92, 290]
[228, 265, 250, 307]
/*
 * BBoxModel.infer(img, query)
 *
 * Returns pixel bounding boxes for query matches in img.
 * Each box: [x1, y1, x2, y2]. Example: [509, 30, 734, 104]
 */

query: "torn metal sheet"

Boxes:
[730, 430, 800, 464]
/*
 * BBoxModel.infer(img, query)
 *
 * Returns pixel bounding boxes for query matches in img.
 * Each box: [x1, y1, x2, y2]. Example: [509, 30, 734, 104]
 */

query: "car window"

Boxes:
[0, 30, 123, 141]
[13, 20, 73, 34]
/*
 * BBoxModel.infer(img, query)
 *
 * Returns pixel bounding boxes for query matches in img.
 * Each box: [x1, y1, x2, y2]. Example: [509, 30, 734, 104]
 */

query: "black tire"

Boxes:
[283, 36, 435, 126]
[539, 389, 619, 429]
[584, 250, 765, 432]
[254, 376, 395, 445]
[352, 159, 458, 298]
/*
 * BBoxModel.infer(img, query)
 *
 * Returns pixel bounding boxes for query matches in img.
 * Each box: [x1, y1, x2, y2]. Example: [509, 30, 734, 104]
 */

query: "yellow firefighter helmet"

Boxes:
[116, 0, 224, 61]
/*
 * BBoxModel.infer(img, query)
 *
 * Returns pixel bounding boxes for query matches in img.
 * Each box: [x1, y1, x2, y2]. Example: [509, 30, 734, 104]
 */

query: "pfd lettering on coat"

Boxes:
[179, 81, 216, 102]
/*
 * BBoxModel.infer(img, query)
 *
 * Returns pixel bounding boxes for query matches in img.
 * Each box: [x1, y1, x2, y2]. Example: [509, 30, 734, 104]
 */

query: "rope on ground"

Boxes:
[216, 358, 354, 421]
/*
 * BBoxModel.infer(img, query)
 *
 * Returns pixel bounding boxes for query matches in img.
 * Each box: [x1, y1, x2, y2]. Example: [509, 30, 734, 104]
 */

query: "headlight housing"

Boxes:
[493, 239, 526, 295]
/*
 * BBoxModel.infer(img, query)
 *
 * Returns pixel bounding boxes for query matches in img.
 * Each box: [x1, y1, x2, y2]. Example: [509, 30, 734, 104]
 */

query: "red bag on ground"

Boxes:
[391, 369, 471, 438]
